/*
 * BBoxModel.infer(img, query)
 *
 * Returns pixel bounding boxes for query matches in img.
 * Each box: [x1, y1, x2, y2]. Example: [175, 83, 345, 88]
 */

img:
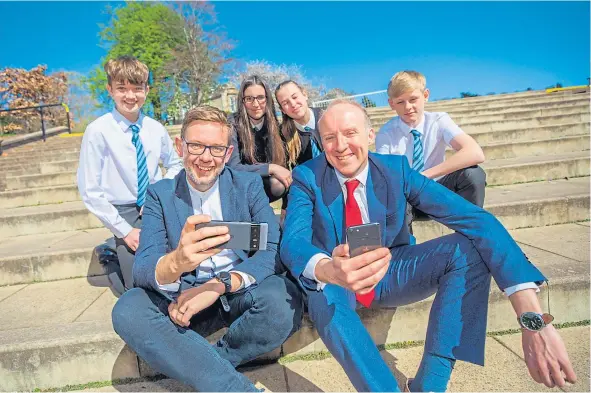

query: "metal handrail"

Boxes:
[0, 103, 71, 142]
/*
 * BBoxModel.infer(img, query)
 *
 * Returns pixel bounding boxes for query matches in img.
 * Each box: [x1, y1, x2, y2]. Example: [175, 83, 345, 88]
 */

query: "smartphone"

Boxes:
[195, 221, 268, 251]
[346, 223, 382, 258]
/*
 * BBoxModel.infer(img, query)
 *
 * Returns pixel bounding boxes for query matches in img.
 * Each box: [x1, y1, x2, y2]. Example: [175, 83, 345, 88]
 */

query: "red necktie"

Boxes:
[345, 180, 375, 308]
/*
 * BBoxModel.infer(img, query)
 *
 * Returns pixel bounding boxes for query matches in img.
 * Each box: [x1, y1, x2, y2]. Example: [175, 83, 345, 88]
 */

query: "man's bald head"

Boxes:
[316, 99, 375, 178]
[318, 99, 373, 134]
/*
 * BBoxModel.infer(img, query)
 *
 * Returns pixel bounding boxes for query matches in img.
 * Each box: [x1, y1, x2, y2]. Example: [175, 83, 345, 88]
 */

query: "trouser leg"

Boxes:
[113, 204, 142, 290]
[437, 165, 487, 207]
[215, 275, 304, 367]
[306, 285, 401, 392]
[112, 287, 259, 391]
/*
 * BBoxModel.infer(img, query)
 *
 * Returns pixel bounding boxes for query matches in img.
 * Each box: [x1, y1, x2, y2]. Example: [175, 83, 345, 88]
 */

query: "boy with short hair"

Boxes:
[376, 71, 487, 215]
[77, 55, 182, 292]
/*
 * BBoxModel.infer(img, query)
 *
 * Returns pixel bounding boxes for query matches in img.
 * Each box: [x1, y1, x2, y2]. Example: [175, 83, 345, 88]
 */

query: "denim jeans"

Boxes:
[112, 274, 303, 391]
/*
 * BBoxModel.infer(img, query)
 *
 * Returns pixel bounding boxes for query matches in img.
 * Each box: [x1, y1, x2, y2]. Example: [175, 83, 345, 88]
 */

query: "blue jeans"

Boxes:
[306, 233, 545, 392]
[112, 274, 303, 391]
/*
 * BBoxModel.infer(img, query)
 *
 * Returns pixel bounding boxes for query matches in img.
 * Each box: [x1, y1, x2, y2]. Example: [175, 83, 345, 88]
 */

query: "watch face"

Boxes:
[521, 312, 545, 331]
[219, 271, 231, 280]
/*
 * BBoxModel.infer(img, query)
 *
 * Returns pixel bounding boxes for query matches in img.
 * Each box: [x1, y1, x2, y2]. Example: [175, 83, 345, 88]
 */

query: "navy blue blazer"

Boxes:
[133, 167, 284, 300]
[280, 152, 545, 291]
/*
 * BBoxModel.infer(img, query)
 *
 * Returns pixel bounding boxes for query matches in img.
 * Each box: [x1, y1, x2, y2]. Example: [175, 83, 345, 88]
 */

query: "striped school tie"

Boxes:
[410, 129, 424, 172]
[304, 126, 321, 158]
[130, 124, 149, 207]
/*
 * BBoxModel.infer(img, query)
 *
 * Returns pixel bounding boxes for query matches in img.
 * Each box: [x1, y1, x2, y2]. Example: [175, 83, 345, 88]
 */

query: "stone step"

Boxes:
[483, 151, 589, 186]
[425, 90, 588, 110]
[468, 122, 589, 145]
[0, 178, 588, 287]
[0, 151, 80, 167]
[1, 141, 82, 157]
[0, 228, 111, 286]
[0, 201, 101, 238]
[413, 177, 590, 241]
[452, 135, 590, 161]
[0, 160, 79, 177]
[372, 112, 590, 132]
[0, 184, 81, 209]
[426, 92, 587, 112]
[3, 171, 76, 191]
[0, 223, 587, 391]
[371, 104, 590, 127]
[454, 105, 589, 125]
[459, 112, 590, 131]
[367, 94, 590, 118]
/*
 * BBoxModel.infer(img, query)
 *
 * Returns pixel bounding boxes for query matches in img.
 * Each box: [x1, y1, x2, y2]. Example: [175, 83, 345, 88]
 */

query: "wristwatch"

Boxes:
[215, 271, 233, 294]
[518, 312, 554, 332]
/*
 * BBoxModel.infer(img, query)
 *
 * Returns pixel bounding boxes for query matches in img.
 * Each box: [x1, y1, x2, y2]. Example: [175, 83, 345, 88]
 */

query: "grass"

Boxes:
[33, 375, 168, 392]
[280, 320, 590, 365]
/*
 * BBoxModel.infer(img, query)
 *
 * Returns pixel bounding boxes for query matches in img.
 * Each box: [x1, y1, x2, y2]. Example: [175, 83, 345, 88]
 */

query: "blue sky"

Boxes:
[0, 1, 589, 100]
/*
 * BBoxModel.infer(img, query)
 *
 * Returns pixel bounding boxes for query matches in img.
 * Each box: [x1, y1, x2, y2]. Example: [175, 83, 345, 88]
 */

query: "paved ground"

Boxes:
[74, 325, 589, 392]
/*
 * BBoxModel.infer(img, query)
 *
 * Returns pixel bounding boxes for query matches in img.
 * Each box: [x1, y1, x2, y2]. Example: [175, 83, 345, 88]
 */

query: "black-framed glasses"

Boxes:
[242, 95, 267, 105]
[182, 138, 229, 157]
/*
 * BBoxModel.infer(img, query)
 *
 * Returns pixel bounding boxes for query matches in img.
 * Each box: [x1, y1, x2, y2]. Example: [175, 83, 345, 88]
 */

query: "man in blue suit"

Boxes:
[280, 99, 576, 392]
[112, 105, 303, 391]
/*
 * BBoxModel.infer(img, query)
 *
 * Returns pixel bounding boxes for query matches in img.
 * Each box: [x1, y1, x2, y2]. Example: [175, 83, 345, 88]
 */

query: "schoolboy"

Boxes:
[77, 55, 182, 292]
[375, 71, 487, 222]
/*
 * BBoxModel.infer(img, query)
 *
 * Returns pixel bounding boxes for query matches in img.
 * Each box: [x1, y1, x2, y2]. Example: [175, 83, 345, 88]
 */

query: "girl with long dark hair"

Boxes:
[227, 75, 291, 202]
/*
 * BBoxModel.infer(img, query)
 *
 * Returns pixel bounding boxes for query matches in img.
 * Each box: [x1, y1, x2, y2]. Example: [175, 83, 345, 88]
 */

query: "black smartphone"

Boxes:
[195, 221, 268, 251]
[346, 223, 382, 257]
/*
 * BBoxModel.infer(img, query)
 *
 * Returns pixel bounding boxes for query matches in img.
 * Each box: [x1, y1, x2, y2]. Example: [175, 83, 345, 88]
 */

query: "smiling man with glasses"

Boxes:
[112, 105, 303, 391]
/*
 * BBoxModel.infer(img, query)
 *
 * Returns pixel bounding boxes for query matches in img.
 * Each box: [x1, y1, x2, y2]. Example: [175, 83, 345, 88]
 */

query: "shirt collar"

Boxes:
[112, 108, 144, 133]
[294, 108, 316, 132]
[251, 118, 265, 132]
[186, 175, 220, 204]
[334, 160, 369, 189]
[398, 113, 426, 135]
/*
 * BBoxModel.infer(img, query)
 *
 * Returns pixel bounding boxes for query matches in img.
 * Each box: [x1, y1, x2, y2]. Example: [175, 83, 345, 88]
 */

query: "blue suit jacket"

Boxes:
[280, 152, 545, 291]
[134, 167, 283, 299]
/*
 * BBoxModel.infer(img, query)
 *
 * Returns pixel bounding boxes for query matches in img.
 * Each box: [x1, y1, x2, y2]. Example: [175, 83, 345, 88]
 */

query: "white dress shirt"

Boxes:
[302, 162, 537, 296]
[77, 109, 183, 238]
[156, 177, 254, 292]
[375, 112, 463, 180]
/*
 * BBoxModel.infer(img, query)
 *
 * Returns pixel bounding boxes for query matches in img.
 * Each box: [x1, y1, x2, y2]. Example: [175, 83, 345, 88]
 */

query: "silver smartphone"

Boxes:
[346, 223, 382, 257]
[195, 221, 268, 251]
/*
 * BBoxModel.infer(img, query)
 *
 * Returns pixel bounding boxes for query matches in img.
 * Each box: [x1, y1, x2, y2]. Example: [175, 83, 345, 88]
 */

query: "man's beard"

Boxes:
[186, 163, 224, 191]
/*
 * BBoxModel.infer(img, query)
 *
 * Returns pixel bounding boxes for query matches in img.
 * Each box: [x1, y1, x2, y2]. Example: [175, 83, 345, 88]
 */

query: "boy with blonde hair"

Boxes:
[376, 71, 486, 227]
[78, 55, 182, 292]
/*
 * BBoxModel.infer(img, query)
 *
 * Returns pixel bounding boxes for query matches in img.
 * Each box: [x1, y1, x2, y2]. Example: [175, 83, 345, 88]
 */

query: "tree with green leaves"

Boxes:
[86, 2, 185, 119]
[361, 96, 377, 108]
[86, 2, 234, 121]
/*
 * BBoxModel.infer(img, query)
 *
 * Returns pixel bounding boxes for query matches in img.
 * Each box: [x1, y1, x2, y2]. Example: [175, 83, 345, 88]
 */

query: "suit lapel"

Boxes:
[322, 164, 345, 244]
[367, 155, 388, 245]
[173, 170, 194, 233]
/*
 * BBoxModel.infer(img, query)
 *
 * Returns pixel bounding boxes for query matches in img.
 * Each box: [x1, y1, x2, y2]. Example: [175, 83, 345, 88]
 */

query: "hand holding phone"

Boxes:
[346, 223, 382, 257]
[195, 220, 268, 251]
[172, 215, 231, 274]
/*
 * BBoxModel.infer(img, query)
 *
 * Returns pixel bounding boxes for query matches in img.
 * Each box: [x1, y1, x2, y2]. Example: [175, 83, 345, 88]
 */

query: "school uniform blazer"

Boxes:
[294, 107, 324, 166]
[133, 167, 284, 300]
[227, 113, 272, 176]
[280, 152, 545, 291]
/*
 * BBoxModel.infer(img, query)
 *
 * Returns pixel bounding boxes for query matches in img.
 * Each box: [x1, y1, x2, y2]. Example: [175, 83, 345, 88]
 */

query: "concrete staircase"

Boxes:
[0, 89, 589, 390]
